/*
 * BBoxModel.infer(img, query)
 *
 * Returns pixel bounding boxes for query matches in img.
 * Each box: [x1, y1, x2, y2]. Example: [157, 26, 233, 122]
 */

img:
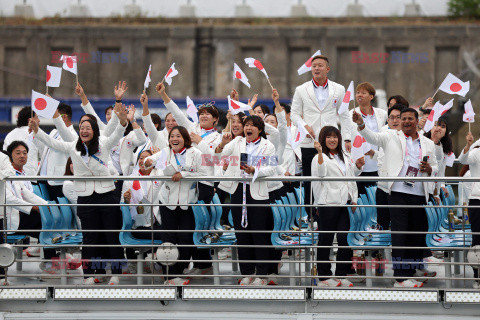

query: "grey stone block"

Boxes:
[346, 4, 363, 17]
[291, 5, 308, 17]
[179, 4, 196, 18]
[14, 4, 34, 18]
[235, 5, 253, 18]
[404, 4, 421, 17]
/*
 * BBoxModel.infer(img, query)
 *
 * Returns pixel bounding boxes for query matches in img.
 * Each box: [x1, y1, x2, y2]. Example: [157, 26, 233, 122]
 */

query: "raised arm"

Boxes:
[52, 111, 77, 142]
[352, 110, 389, 148]
[103, 103, 129, 151]
[76, 82, 106, 131]
[29, 120, 72, 154]
[140, 92, 164, 147]
[459, 131, 476, 165]
[126, 105, 147, 147]
[156, 82, 194, 131]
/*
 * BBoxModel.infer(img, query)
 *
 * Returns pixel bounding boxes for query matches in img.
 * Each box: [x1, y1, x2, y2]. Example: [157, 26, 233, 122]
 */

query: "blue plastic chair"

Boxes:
[119, 204, 163, 245]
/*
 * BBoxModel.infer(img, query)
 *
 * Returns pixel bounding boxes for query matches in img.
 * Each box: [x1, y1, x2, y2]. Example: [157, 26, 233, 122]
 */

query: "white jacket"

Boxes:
[360, 127, 438, 202]
[459, 148, 480, 200]
[81, 102, 118, 137]
[291, 79, 349, 147]
[111, 128, 147, 176]
[349, 107, 388, 149]
[311, 152, 360, 205]
[146, 147, 208, 210]
[3, 126, 29, 151]
[33, 123, 126, 197]
[141, 113, 168, 150]
[216, 136, 277, 200]
[276, 111, 302, 175]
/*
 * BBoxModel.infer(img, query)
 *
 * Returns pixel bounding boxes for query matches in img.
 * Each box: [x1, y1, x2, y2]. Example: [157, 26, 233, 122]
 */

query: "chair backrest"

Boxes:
[281, 196, 295, 230]
[57, 197, 73, 229]
[48, 201, 64, 230]
[275, 200, 287, 231]
[120, 204, 133, 230]
[39, 183, 51, 201]
[32, 185, 42, 198]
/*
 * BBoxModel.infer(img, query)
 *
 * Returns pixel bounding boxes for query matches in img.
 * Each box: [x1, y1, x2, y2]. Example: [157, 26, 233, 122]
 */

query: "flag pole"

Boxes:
[432, 88, 439, 99]
[469, 122, 471, 132]
[266, 78, 274, 91]
[46, 86, 48, 95]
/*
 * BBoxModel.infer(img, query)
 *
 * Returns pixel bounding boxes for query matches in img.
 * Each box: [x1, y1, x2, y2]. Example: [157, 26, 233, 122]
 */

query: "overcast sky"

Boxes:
[0, 0, 449, 18]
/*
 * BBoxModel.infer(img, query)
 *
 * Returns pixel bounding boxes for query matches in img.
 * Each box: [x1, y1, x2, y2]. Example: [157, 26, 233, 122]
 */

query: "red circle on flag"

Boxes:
[235, 71, 242, 79]
[253, 60, 264, 70]
[343, 92, 351, 103]
[34, 98, 47, 111]
[450, 83, 462, 92]
[66, 57, 74, 68]
[305, 57, 313, 68]
[353, 135, 363, 148]
[427, 110, 435, 121]
[166, 68, 173, 78]
[132, 180, 141, 190]
[46, 70, 51, 82]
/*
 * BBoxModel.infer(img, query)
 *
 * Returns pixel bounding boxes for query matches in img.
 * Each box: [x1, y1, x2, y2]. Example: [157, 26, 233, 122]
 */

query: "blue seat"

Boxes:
[38, 202, 81, 246]
[271, 205, 315, 246]
[57, 197, 83, 241]
[192, 201, 235, 248]
[32, 184, 42, 198]
[38, 183, 51, 201]
[425, 202, 471, 248]
[119, 204, 163, 246]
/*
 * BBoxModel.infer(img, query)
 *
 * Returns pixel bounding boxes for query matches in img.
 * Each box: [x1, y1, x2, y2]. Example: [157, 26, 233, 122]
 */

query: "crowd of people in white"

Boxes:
[1, 55, 477, 289]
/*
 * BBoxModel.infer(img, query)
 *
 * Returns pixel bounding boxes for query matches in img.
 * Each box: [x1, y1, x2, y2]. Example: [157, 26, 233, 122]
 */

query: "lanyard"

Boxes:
[405, 138, 422, 166]
[200, 130, 215, 139]
[83, 142, 107, 167]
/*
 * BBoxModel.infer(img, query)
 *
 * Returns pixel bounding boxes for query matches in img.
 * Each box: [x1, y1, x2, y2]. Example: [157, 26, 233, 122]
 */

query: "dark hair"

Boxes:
[388, 95, 409, 108]
[76, 119, 100, 156]
[150, 113, 162, 131]
[459, 165, 470, 177]
[58, 103, 72, 120]
[253, 104, 270, 116]
[198, 103, 220, 126]
[265, 114, 278, 124]
[311, 55, 329, 65]
[231, 112, 246, 137]
[280, 102, 291, 114]
[124, 121, 133, 137]
[243, 115, 267, 139]
[165, 112, 174, 121]
[400, 107, 419, 120]
[17, 106, 35, 128]
[7, 141, 29, 162]
[388, 104, 406, 116]
[80, 114, 97, 124]
[104, 106, 113, 117]
[136, 149, 153, 164]
[424, 117, 453, 155]
[64, 157, 73, 176]
[169, 126, 192, 149]
[318, 126, 344, 163]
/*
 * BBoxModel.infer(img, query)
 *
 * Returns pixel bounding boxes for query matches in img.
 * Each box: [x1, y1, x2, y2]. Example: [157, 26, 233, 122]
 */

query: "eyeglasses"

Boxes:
[388, 115, 401, 120]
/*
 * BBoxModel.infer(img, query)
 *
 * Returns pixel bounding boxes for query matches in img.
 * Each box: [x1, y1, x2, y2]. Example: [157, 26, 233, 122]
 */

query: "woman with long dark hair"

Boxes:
[29, 103, 129, 285]
[311, 126, 364, 287]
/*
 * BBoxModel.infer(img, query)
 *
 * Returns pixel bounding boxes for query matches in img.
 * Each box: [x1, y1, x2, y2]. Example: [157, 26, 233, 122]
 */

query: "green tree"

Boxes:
[448, 0, 480, 18]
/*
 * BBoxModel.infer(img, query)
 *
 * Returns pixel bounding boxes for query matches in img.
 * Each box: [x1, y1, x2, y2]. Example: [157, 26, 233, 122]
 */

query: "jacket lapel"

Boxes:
[305, 81, 321, 112]
[322, 80, 334, 111]
[169, 149, 179, 171]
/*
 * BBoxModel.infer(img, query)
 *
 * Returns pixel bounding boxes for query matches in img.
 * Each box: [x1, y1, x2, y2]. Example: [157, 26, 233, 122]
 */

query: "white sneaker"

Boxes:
[251, 278, 267, 286]
[218, 248, 232, 260]
[394, 279, 421, 288]
[338, 278, 353, 287]
[267, 274, 278, 285]
[424, 256, 443, 266]
[124, 263, 137, 275]
[108, 276, 119, 285]
[414, 269, 436, 278]
[164, 277, 190, 286]
[317, 278, 341, 287]
[239, 277, 254, 286]
[83, 277, 96, 285]
[473, 281, 480, 289]
[183, 267, 213, 279]
[346, 273, 366, 283]
[24, 247, 40, 257]
[94, 276, 107, 284]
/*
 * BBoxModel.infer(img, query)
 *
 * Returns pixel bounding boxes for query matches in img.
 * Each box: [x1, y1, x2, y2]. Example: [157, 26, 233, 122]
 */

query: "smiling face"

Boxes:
[79, 121, 94, 143]
[253, 106, 266, 119]
[356, 88, 374, 107]
[325, 134, 339, 153]
[311, 58, 330, 83]
[401, 111, 419, 136]
[105, 108, 112, 123]
[138, 151, 152, 172]
[169, 128, 185, 152]
[244, 121, 261, 142]
[433, 121, 447, 139]
[264, 114, 278, 128]
[231, 114, 244, 137]
[388, 109, 402, 130]
[198, 109, 217, 129]
[165, 113, 177, 132]
[11, 145, 28, 169]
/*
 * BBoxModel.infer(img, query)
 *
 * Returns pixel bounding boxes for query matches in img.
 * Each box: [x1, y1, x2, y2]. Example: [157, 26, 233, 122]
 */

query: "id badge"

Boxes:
[404, 166, 419, 187]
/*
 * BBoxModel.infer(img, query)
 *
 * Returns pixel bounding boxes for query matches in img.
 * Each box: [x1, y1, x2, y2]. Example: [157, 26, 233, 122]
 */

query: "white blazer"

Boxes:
[216, 136, 277, 200]
[121, 168, 163, 228]
[33, 123, 126, 197]
[311, 152, 360, 205]
[276, 110, 302, 175]
[81, 101, 118, 137]
[291, 79, 349, 147]
[360, 127, 438, 202]
[141, 113, 168, 150]
[459, 148, 480, 200]
[145, 147, 208, 210]
[3, 126, 29, 151]
[0, 152, 11, 172]
[164, 100, 222, 187]
[5, 179, 47, 231]
[112, 128, 147, 176]
[349, 107, 388, 147]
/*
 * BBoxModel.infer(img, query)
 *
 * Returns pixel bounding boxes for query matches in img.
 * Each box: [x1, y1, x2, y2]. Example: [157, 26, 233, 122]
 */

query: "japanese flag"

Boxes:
[463, 99, 475, 123]
[297, 50, 322, 75]
[233, 63, 251, 88]
[251, 159, 262, 184]
[338, 81, 354, 115]
[244, 57, 269, 79]
[228, 95, 251, 115]
[46, 65, 62, 88]
[31, 90, 60, 119]
[424, 99, 454, 132]
[164, 63, 178, 86]
[144, 64, 152, 89]
[445, 152, 455, 167]
[438, 73, 470, 97]
[290, 122, 309, 150]
[186, 96, 198, 123]
[351, 134, 370, 161]
[131, 180, 144, 204]
[60, 55, 77, 75]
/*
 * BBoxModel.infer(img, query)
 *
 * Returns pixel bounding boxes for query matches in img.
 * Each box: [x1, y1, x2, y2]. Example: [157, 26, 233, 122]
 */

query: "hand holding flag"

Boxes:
[31, 90, 60, 119]
[186, 96, 198, 123]
[351, 134, 371, 161]
[290, 122, 309, 150]
[338, 81, 354, 115]
[228, 95, 251, 115]
[60, 55, 77, 75]
[423, 99, 454, 132]
[463, 99, 475, 123]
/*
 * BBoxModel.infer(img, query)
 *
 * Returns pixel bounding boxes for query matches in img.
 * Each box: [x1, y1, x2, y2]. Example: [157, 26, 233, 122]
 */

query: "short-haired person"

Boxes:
[387, 95, 409, 108]
[144, 126, 209, 285]
[312, 126, 364, 287]
[291, 55, 350, 207]
[253, 104, 270, 119]
[29, 103, 130, 285]
[352, 107, 438, 288]
[349, 82, 387, 196]
[216, 115, 277, 286]
[3, 106, 37, 151]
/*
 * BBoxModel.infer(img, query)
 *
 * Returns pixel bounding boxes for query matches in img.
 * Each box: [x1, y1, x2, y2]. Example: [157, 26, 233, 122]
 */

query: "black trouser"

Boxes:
[469, 199, 480, 278]
[231, 184, 274, 276]
[301, 148, 316, 209]
[192, 183, 214, 269]
[315, 205, 352, 279]
[216, 187, 232, 227]
[376, 188, 390, 231]
[77, 191, 124, 277]
[125, 224, 163, 261]
[38, 182, 64, 201]
[160, 206, 195, 278]
[356, 171, 378, 197]
[388, 191, 428, 281]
